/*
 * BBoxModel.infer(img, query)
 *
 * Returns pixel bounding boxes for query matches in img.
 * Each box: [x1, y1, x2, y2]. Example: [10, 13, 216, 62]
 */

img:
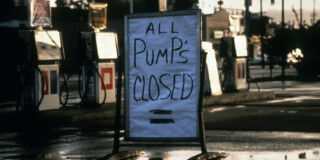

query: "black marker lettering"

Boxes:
[149, 75, 160, 101]
[171, 22, 179, 33]
[159, 74, 171, 99]
[171, 37, 183, 64]
[171, 74, 181, 100]
[158, 23, 167, 34]
[156, 49, 168, 64]
[146, 50, 154, 66]
[177, 50, 189, 63]
[134, 76, 142, 101]
[141, 76, 148, 101]
[181, 74, 193, 100]
[146, 22, 155, 35]
[134, 38, 146, 67]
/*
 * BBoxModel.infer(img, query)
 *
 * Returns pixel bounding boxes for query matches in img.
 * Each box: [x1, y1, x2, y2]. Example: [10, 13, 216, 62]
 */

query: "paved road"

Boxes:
[1, 119, 319, 160]
[1, 66, 320, 160]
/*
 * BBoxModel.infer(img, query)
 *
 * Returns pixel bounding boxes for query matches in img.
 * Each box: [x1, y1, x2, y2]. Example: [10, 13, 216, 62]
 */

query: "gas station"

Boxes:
[219, 35, 248, 92]
[16, 1, 119, 111]
[18, 0, 64, 111]
[1, 0, 260, 112]
[79, 3, 117, 107]
[7, 0, 320, 160]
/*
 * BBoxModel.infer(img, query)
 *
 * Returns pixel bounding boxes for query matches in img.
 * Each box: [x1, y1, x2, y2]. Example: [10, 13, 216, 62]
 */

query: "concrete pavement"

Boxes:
[0, 90, 275, 129]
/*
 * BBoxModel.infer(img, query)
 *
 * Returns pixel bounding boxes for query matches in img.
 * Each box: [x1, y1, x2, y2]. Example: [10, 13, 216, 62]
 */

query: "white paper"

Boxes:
[34, 30, 62, 60]
[203, 44, 222, 96]
[234, 35, 248, 57]
[95, 32, 118, 59]
[126, 12, 200, 139]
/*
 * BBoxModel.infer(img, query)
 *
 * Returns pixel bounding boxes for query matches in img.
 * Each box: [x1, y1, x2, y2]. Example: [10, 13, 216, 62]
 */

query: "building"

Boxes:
[205, 7, 245, 51]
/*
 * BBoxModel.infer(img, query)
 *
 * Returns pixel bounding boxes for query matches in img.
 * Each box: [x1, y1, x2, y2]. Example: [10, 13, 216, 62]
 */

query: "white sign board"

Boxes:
[124, 10, 201, 141]
[199, 0, 215, 15]
[202, 42, 222, 96]
[34, 30, 62, 60]
[95, 32, 118, 59]
[234, 35, 248, 57]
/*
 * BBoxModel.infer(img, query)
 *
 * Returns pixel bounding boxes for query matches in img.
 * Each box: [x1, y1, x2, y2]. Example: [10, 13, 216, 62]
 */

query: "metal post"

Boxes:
[245, 0, 250, 38]
[260, 0, 265, 68]
[281, 0, 285, 79]
[130, 0, 134, 13]
[112, 55, 123, 154]
[199, 51, 207, 154]
[300, 0, 302, 28]
[281, 0, 284, 28]
[202, 15, 207, 41]
[313, 0, 316, 25]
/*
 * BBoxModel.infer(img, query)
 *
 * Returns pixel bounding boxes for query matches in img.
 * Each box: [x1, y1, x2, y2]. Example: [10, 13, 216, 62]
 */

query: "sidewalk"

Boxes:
[0, 91, 275, 130]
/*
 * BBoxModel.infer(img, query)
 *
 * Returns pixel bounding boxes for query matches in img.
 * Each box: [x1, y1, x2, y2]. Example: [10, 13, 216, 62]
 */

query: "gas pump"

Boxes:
[79, 3, 118, 107]
[18, 0, 64, 111]
[220, 35, 248, 92]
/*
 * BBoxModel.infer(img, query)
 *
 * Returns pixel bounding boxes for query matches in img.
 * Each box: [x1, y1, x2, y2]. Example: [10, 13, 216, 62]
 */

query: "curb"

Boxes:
[203, 91, 275, 106]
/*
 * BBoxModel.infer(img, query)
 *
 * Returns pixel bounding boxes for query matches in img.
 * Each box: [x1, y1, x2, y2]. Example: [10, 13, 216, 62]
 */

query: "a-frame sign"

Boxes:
[102, 10, 228, 160]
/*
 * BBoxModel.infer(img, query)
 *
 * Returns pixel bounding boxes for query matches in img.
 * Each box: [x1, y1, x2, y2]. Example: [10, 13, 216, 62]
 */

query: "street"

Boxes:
[2, 0, 320, 159]
[1, 124, 320, 159]
[1, 66, 320, 160]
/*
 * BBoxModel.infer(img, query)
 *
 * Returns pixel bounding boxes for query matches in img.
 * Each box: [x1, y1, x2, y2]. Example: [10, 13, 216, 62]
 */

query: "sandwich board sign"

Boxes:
[124, 10, 201, 141]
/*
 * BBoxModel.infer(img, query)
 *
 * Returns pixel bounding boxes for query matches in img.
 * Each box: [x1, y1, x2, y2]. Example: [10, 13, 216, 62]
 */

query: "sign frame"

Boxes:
[124, 10, 201, 142]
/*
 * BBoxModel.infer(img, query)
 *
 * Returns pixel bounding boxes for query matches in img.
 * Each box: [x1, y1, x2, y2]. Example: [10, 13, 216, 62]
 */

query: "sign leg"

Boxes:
[190, 51, 229, 160]
[112, 55, 123, 154]
[199, 51, 208, 154]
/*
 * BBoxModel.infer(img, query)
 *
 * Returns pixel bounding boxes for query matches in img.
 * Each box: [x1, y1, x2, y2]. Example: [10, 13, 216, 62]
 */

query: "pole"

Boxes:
[112, 55, 123, 154]
[314, 0, 316, 25]
[199, 51, 207, 154]
[281, 0, 284, 28]
[245, 0, 250, 38]
[260, 0, 265, 68]
[281, 0, 285, 79]
[300, 0, 302, 28]
[202, 15, 207, 41]
[130, 0, 133, 13]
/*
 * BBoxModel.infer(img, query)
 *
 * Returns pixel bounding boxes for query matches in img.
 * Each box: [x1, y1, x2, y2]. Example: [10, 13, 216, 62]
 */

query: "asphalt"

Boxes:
[0, 91, 275, 130]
